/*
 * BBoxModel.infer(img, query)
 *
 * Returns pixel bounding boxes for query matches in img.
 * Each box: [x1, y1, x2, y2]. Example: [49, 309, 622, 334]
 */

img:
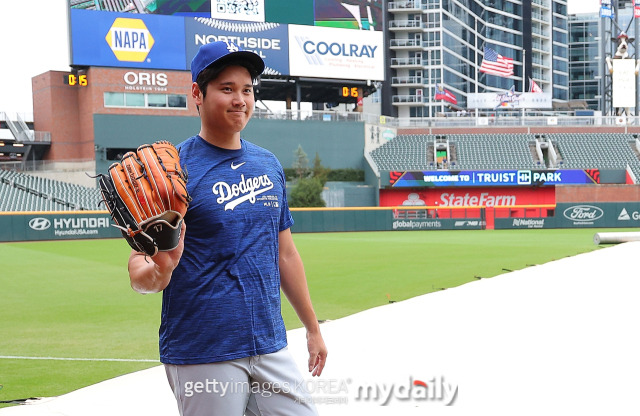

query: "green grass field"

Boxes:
[0, 228, 630, 406]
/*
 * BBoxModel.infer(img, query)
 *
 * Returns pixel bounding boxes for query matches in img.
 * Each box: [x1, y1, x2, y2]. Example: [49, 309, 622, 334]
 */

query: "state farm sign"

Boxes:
[379, 187, 555, 208]
[438, 192, 515, 207]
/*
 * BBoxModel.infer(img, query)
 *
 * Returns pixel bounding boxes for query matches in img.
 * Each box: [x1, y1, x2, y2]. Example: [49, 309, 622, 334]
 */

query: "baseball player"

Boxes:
[127, 41, 327, 415]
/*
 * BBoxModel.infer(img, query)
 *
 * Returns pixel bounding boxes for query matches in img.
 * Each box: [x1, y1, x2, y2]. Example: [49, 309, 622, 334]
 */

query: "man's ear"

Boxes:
[192, 82, 203, 106]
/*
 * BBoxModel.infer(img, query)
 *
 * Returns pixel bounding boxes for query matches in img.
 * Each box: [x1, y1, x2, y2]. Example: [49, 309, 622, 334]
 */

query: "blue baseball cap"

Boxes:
[190, 41, 265, 82]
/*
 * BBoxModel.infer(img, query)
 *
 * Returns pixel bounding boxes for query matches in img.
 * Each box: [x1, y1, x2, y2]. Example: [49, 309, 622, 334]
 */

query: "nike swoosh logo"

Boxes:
[231, 161, 246, 170]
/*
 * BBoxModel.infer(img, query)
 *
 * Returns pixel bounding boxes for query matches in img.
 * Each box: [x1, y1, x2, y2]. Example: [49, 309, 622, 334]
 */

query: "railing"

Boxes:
[391, 76, 425, 85]
[16, 114, 34, 141]
[1, 158, 94, 173]
[388, 1, 421, 11]
[531, 0, 550, 8]
[252, 109, 363, 122]
[389, 20, 426, 30]
[392, 95, 424, 104]
[252, 109, 640, 129]
[390, 57, 423, 66]
[390, 39, 422, 48]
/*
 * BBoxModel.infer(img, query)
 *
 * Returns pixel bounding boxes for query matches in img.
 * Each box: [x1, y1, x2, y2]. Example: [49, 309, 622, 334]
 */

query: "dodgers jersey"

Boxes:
[159, 136, 293, 364]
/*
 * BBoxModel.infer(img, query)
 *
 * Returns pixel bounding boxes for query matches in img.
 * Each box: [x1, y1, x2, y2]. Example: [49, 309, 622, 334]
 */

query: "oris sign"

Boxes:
[123, 71, 169, 91]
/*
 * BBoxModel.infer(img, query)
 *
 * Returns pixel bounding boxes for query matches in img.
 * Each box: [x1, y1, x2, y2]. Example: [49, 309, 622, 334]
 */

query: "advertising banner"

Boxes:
[288, 24, 384, 81]
[380, 187, 555, 208]
[0, 213, 121, 243]
[185, 18, 290, 75]
[69, 3, 383, 79]
[68, 0, 380, 29]
[612, 59, 637, 109]
[390, 218, 483, 231]
[493, 203, 640, 229]
[387, 169, 600, 188]
[467, 92, 553, 109]
[211, 0, 266, 22]
[70, 9, 187, 70]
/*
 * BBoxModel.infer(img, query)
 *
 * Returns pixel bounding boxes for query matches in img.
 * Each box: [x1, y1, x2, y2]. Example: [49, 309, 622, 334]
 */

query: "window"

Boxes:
[104, 92, 124, 107]
[104, 92, 188, 109]
[168, 95, 187, 108]
[148, 94, 167, 108]
[125, 93, 145, 107]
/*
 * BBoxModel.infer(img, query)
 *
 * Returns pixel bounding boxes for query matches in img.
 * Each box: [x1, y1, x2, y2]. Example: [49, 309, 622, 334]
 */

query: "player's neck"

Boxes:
[198, 129, 242, 150]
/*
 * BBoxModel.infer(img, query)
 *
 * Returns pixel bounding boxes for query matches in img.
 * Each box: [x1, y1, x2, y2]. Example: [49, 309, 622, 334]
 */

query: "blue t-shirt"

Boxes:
[159, 136, 293, 364]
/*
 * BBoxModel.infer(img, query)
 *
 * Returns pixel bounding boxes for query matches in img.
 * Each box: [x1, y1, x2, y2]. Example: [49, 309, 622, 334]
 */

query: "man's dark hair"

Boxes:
[196, 59, 261, 98]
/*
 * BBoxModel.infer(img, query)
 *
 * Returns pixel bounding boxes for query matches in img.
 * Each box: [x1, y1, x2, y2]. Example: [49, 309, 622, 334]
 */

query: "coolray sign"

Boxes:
[390, 169, 599, 188]
[288, 24, 384, 80]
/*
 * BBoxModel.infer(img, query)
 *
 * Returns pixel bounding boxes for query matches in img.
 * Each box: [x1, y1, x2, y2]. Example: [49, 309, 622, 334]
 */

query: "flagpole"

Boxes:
[522, 48, 526, 121]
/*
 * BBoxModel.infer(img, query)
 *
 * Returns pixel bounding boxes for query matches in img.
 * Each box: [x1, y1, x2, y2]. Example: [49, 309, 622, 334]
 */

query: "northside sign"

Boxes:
[389, 169, 600, 188]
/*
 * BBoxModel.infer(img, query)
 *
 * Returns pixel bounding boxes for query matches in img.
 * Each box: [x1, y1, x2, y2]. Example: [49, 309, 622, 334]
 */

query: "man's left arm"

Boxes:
[279, 228, 327, 377]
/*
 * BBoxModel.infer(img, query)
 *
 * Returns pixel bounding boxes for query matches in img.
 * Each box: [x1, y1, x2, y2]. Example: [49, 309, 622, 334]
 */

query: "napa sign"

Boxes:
[105, 18, 155, 62]
[70, 9, 186, 70]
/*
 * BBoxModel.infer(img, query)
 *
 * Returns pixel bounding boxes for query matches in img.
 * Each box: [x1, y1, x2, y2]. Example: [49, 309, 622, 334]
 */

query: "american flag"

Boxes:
[480, 46, 514, 77]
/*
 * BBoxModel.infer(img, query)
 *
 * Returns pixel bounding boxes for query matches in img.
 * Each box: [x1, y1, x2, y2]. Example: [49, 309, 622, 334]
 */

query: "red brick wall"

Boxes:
[32, 68, 197, 162]
[556, 185, 640, 202]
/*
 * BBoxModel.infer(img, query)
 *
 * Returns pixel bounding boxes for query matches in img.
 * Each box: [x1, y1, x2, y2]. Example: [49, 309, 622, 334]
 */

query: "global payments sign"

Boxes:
[389, 169, 600, 188]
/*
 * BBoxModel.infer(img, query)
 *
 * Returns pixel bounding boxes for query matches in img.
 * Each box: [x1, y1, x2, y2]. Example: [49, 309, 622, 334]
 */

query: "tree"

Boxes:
[292, 145, 309, 178]
[312, 152, 330, 186]
[289, 146, 326, 207]
[289, 177, 325, 208]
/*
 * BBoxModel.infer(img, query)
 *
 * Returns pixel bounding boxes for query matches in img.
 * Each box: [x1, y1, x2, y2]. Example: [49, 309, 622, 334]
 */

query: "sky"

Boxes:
[0, 0, 602, 118]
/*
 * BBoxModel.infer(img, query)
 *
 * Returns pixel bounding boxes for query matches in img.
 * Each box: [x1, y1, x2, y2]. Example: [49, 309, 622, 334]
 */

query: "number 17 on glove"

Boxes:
[98, 140, 191, 257]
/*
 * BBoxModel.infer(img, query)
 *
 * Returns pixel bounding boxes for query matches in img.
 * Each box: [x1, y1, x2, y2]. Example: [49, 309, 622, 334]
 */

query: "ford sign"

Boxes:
[562, 205, 604, 222]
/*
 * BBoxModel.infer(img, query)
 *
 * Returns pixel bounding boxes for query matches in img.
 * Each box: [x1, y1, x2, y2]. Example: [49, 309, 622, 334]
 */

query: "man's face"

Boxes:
[194, 65, 255, 136]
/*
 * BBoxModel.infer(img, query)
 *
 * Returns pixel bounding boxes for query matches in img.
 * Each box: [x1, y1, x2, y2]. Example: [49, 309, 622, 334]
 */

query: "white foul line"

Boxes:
[0, 355, 159, 363]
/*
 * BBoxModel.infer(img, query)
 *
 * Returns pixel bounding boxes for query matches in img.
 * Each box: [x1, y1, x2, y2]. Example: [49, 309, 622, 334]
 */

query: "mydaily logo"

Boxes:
[354, 376, 458, 406]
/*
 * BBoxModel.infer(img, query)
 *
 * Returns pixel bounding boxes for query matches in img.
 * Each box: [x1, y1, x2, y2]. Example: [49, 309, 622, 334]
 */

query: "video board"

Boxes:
[68, 0, 384, 81]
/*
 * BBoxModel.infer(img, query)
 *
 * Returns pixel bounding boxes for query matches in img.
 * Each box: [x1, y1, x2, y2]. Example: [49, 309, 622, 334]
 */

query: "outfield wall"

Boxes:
[2, 202, 639, 242]
[0, 212, 121, 243]
[493, 202, 640, 230]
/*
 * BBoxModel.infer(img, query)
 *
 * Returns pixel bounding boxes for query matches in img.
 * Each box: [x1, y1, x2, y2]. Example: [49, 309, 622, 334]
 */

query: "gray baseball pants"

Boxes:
[164, 347, 318, 416]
